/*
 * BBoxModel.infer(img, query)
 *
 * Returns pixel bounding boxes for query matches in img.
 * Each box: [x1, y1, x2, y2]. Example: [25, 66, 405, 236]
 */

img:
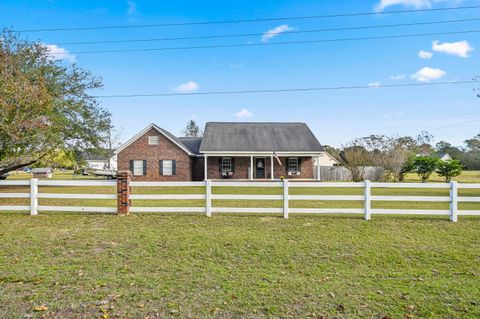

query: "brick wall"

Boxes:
[205, 156, 314, 180]
[117, 128, 194, 181]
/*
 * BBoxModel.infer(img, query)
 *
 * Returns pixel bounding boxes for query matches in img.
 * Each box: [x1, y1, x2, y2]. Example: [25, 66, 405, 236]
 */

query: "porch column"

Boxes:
[204, 156, 208, 180]
[270, 155, 274, 180]
[316, 156, 321, 181]
[249, 156, 253, 180]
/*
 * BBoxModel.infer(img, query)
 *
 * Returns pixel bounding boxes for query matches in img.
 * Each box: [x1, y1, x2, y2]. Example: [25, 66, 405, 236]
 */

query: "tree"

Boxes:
[323, 145, 341, 162]
[102, 125, 122, 169]
[413, 156, 440, 182]
[416, 131, 434, 155]
[465, 133, 480, 152]
[0, 30, 111, 176]
[35, 149, 77, 169]
[436, 160, 463, 183]
[182, 120, 202, 137]
[399, 154, 416, 182]
[339, 145, 370, 182]
[343, 135, 415, 182]
[435, 141, 462, 159]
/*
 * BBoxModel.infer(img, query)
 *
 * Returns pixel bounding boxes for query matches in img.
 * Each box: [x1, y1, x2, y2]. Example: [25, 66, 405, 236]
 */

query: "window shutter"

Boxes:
[298, 158, 302, 172]
[172, 160, 177, 175]
[231, 158, 235, 172]
[129, 160, 134, 173]
[285, 157, 289, 173]
[159, 160, 163, 175]
[143, 160, 147, 176]
[219, 158, 222, 173]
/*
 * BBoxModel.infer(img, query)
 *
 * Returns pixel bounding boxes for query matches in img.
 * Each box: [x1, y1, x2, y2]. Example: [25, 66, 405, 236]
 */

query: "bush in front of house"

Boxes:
[436, 159, 463, 183]
[413, 156, 441, 182]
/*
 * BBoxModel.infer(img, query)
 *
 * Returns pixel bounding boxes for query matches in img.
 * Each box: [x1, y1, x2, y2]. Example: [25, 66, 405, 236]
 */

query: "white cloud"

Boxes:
[418, 50, 433, 59]
[375, 0, 431, 11]
[411, 67, 446, 82]
[375, 0, 463, 12]
[390, 74, 406, 80]
[261, 25, 294, 42]
[174, 81, 199, 93]
[44, 44, 76, 63]
[127, 0, 137, 15]
[234, 108, 253, 119]
[432, 40, 473, 58]
[368, 82, 381, 88]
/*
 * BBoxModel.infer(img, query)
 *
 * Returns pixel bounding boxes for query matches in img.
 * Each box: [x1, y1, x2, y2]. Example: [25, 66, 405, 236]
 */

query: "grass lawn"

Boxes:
[1, 171, 480, 317]
[1, 213, 480, 318]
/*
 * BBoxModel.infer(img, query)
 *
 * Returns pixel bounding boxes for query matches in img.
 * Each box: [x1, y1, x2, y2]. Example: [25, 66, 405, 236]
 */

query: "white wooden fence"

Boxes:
[130, 180, 480, 221]
[0, 179, 117, 214]
[1, 179, 480, 222]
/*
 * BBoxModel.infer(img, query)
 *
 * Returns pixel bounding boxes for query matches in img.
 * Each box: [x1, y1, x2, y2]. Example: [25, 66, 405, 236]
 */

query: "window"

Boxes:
[288, 158, 299, 173]
[133, 160, 144, 176]
[221, 157, 232, 172]
[148, 135, 159, 145]
[162, 160, 173, 176]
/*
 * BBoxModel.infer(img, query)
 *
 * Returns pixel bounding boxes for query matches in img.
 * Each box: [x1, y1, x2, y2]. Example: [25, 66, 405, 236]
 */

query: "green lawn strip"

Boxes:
[2, 183, 480, 211]
[0, 213, 479, 317]
[404, 171, 480, 183]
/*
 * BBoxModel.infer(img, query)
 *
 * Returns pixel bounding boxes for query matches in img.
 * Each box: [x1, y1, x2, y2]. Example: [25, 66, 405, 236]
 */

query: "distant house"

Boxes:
[116, 122, 332, 181]
[80, 149, 117, 170]
[416, 153, 452, 162]
[32, 168, 52, 179]
[314, 152, 340, 167]
[436, 153, 452, 162]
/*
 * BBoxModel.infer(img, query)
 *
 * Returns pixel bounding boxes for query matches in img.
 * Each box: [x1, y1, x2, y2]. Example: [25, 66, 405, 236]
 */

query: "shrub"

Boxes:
[436, 160, 463, 183]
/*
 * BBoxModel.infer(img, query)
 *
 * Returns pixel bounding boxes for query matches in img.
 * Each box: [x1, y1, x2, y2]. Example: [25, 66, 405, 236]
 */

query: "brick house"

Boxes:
[116, 122, 331, 181]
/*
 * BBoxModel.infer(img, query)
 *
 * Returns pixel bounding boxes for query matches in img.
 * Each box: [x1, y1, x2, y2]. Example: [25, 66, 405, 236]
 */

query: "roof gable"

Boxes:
[199, 122, 323, 152]
[115, 124, 194, 155]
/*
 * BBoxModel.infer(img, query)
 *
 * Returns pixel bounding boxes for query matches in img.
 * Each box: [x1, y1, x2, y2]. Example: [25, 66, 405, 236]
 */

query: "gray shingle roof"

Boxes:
[178, 137, 203, 154]
[199, 122, 323, 152]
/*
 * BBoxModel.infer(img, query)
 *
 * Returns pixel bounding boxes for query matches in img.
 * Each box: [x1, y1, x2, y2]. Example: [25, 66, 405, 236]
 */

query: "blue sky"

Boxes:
[1, 0, 479, 147]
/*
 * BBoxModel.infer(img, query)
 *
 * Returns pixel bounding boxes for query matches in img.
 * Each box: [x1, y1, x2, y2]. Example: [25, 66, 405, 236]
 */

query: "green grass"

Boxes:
[1, 213, 480, 318]
[1, 170, 480, 317]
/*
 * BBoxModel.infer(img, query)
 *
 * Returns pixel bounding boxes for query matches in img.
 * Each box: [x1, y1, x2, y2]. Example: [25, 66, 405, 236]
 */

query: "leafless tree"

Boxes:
[343, 135, 415, 182]
[339, 144, 370, 182]
[182, 120, 202, 137]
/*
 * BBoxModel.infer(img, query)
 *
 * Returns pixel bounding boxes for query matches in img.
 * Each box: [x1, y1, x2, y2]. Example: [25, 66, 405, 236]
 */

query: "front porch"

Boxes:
[203, 153, 322, 180]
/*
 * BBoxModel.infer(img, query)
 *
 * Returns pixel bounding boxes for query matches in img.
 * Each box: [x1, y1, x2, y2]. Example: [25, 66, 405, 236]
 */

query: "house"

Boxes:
[416, 152, 452, 162]
[79, 149, 117, 170]
[436, 153, 452, 162]
[314, 152, 340, 167]
[116, 122, 330, 181]
[32, 168, 53, 179]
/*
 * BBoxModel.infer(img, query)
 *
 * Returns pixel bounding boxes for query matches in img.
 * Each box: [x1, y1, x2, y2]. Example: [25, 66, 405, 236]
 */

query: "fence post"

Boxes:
[283, 179, 289, 219]
[450, 180, 458, 222]
[117, 171, 131, 215]
[30, 178, 38, 216]
[206, 179, 212, 217]
[364, 180, 371, 221]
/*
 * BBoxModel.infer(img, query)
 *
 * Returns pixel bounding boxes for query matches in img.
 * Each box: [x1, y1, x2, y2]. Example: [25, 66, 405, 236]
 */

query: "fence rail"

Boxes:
[0, 179, 117, 214]
[0, 179, 479, 221]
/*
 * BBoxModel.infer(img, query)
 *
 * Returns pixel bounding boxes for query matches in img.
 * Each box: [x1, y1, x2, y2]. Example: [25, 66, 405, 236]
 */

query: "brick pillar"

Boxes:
[117, 171, 131, 215]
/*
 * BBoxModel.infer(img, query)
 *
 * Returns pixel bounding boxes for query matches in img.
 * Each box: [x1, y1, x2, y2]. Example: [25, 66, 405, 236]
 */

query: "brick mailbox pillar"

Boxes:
[117, 171, 132, 215]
